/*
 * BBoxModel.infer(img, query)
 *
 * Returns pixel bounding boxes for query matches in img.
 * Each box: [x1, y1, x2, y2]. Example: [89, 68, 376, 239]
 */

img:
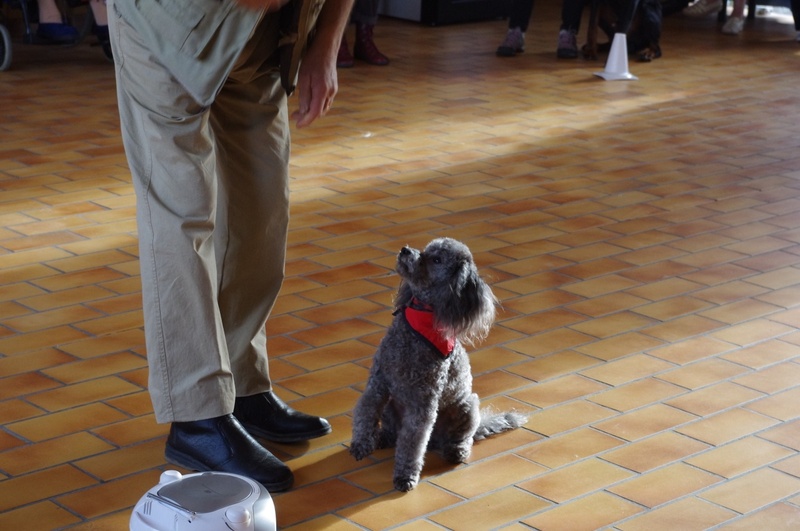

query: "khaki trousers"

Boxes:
[111, 5, 290, 423]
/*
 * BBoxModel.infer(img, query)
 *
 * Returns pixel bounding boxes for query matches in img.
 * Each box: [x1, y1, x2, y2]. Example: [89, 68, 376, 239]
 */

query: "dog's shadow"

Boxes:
[274, 445, 463, 527]
[297, 445, 458, 493]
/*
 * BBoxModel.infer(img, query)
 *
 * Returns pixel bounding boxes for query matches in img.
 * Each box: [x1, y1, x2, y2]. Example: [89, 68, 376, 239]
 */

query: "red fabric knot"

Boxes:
[403, 298, 456, 357]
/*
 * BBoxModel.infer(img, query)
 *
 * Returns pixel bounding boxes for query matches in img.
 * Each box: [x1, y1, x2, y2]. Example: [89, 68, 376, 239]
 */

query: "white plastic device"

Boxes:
[130, 470, 276, 531]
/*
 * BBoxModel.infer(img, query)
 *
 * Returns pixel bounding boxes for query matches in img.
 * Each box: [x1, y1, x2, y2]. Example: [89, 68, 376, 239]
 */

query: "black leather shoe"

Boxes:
[234, 391, 332, 443]
[165, 414, 293, 492]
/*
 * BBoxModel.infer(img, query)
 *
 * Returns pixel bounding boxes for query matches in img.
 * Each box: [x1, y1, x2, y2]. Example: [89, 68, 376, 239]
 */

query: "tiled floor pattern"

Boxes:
[1, 2, 800, 529]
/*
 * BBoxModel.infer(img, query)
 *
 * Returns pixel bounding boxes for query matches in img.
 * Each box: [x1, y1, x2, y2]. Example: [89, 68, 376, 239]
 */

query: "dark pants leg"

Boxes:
[561, 0, 585, 32]
[508, 0, 535, 31]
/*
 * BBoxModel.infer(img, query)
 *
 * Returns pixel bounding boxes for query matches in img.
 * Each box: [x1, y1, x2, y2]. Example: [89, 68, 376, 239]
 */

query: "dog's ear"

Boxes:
[438, 261, 496, 344]
[457, 263, 492, 323]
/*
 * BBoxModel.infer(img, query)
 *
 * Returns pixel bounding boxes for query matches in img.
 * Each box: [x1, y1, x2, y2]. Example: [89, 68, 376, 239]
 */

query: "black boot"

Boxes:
[165, 414, 293, 492]
[234, 391, 332, 443]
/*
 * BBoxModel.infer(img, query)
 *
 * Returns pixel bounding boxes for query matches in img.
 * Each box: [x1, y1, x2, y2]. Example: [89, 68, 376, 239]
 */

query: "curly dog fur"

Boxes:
[349, 237, 528, 492]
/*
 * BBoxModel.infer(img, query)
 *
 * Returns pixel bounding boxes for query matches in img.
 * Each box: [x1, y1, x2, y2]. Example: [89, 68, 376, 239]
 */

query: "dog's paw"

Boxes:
[393, 475, 419, 492]
[636, 46, 661, 62]
[442, 443, 471, 464]
[349, 440, 374, 461]
[580, 44, 599, 61]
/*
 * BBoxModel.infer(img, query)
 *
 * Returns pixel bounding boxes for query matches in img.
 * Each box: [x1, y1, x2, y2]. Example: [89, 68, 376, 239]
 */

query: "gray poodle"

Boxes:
[350, 237, 528, 492]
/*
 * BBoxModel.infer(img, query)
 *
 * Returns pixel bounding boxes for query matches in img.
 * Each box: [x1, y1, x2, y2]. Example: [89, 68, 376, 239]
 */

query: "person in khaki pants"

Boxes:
[109, 0, 353, 492]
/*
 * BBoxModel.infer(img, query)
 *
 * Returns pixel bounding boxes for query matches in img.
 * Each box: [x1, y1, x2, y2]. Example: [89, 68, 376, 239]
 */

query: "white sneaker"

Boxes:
[722, 15, 745, 34]
[683, 0, 723, 17]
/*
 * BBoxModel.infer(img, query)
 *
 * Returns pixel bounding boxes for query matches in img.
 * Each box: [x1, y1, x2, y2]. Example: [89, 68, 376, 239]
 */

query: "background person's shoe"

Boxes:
[353, 23, 389, 65]
[721, 15, 744, 34]
[92, 24, 109, 44]
[497, 27, 525, 57]
[36, 23, 79, 44]
[683, 0, 723, 17]
[234, 391, 332, 443]
[337, 35, 354, 68]
[165, 414, 294, 492]
[93, 24, 113, 61]
[557, 29, 578, 58]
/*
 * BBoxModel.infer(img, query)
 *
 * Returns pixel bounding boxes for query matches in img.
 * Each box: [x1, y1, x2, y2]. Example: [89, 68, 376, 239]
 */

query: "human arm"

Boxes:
[291, 0, 355, 128]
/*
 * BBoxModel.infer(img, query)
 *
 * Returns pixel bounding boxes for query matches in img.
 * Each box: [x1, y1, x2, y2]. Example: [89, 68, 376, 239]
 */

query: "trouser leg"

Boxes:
[508, 0, 535, 32]
[561, 0, 585, 32]
[351, 0, 379, 25]
[211, 14, 289, 398]
[111, 5, 284, 423]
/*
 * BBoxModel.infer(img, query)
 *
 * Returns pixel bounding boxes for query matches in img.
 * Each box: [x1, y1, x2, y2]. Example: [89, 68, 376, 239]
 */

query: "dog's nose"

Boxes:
[400, 246, 412, 255]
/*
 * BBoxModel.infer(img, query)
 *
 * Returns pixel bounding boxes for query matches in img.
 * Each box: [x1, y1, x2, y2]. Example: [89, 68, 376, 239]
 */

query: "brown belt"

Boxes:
[278, 0, 326, 95]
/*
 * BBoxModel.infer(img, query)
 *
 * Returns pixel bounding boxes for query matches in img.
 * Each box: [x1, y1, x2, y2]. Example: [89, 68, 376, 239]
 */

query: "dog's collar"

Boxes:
[401, 297, 455, 358]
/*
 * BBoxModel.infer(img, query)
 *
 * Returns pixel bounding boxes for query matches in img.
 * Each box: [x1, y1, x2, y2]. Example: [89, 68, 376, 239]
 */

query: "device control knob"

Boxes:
[159, 470, 182, 484]
[225, 506, 252, 529]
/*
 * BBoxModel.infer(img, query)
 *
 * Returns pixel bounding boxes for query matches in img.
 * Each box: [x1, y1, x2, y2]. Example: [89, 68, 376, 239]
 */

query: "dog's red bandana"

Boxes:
[403, 298, 456, 357]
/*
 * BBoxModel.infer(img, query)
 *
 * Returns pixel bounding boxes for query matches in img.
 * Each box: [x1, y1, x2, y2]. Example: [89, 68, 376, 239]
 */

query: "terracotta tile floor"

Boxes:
[1, 2, 800, 529]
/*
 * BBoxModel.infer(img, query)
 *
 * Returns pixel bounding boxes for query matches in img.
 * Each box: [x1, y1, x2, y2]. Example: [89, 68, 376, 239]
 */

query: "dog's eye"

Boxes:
[431, 257, 441, 264]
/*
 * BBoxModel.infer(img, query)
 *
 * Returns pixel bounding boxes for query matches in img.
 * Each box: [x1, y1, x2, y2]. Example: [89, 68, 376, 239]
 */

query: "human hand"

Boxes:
[291, 39, 338, 128]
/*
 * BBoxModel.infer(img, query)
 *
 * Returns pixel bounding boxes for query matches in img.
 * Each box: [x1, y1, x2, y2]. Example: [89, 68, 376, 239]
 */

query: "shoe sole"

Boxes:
[164, 446, 294, 492]
[242, 422, 333, 444]
[721, 26, 743, 34]
[353, 54, 389, 66]
[496, 47, 522, 57]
